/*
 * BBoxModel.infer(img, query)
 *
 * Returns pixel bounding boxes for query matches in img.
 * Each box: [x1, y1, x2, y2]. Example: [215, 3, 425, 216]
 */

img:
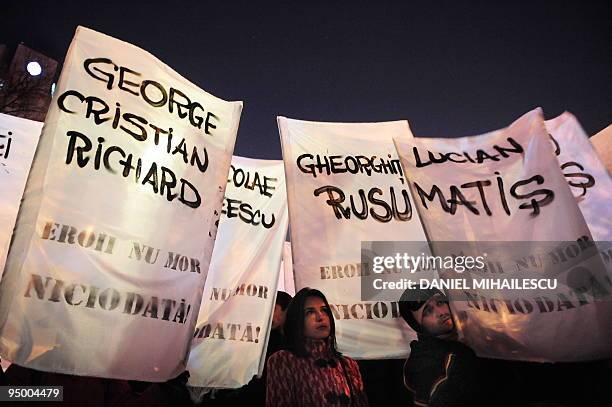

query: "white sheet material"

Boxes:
[0, 114, 43, 279]
[394, 108, 612, 362]
[0, 26, 242, 381]
[279, 117, 428, 359]
[188, 157, 288, 388]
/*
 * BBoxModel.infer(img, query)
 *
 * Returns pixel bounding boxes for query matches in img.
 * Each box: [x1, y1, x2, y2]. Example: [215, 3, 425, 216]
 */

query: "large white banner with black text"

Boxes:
[0, 114, 42, 279]
[188, 157, 288, 388]
[545, 112, 611, 242]
[0, 26, 242, 381]
[279, 117, 428, 359]
[394, 109, 612, 362]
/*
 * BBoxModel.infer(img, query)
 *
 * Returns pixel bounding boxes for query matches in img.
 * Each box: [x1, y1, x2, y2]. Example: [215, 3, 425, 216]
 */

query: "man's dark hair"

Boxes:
[284, 287, 340, 358]
[275, 291, 292, 311]
[398, 287, 444, 333]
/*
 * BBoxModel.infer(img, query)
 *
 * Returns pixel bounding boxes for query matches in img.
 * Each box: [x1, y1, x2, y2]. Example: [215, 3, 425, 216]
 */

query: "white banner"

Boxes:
[394, 108, 612, 362]
[0, 114, 43, 279]
[546, 112, 612, 242]
[590, 124, 612, 174]
[188, 157, 288, 388]
[278, 117, 428, 359]
[0, 26, 242, 381]
[280, 242, 295, 296]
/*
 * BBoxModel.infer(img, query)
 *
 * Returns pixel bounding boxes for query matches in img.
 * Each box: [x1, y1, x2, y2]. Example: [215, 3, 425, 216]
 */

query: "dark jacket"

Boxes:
[403, 335, 495, 407]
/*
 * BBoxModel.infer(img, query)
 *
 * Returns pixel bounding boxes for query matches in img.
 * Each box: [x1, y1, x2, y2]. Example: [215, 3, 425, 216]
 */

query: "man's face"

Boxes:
[413, 294, 455, 336]
[303, 296, 331, 340]
[272, 304, 286, 330]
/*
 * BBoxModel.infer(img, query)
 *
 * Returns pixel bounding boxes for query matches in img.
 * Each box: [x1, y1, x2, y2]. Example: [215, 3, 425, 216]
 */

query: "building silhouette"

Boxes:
[0, 43, 58, 122]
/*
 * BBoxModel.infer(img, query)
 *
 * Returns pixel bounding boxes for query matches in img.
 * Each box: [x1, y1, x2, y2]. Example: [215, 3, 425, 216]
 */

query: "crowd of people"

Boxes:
[1, 287, 610, 406]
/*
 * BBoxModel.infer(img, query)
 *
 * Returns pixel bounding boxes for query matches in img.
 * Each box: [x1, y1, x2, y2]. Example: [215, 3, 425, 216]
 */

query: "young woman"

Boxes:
[266, 288, 369, 406]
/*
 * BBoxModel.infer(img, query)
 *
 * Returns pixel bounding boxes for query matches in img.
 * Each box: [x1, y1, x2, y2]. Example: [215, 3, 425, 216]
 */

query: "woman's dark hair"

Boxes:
[283, 287, 340, 357]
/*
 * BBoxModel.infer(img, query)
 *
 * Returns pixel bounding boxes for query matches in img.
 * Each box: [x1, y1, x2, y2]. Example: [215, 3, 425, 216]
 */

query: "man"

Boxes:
[399, 287, 502, 407]
[267, 291, 292, 356]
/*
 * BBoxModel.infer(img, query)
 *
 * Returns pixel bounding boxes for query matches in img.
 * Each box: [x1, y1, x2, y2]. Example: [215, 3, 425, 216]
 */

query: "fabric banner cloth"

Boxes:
[278, 117, 428, 359]
[545, 112, 612, 242]
[394, 108, 612, 362]
[188, 157, 288, 388]
[590, 125, 612, 174]
[0, 114, 43, 279]
[0, 26, 242, 381]
[279, 242, 295, 296]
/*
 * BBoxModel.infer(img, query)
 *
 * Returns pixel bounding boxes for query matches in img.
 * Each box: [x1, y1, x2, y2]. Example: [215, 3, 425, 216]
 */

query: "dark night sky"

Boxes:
[3, 1, 610, 159]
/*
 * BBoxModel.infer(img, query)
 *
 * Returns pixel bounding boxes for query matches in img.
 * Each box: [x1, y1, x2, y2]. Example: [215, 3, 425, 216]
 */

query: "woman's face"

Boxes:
[303, 296, 331, 340]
